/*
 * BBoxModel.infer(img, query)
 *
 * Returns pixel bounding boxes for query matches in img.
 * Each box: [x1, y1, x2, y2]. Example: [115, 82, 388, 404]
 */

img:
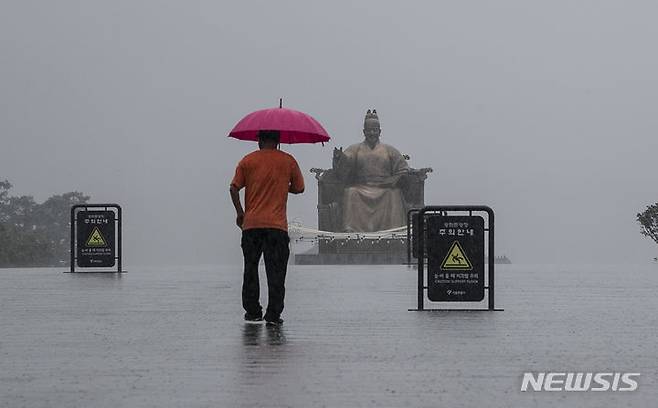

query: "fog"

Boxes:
[2, 0, 656, 266]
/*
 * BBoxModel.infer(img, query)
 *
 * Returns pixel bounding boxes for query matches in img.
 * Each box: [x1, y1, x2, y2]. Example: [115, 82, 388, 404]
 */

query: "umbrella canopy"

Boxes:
[229, 107, 330, 144]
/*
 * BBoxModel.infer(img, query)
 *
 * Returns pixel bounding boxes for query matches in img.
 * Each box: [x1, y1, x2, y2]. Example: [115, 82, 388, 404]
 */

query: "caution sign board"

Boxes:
[76, 211, 115, 267]
[427, 216, 484, 301]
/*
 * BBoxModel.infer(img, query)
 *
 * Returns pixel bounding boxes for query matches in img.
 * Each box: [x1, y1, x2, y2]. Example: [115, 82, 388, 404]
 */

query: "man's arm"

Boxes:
[229, 184, 244, 228]
[289, 185, 304, 194]
[289, 159, 305, 194]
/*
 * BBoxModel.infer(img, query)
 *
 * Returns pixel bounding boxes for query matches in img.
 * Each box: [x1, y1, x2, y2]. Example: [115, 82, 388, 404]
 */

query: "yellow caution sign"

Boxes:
[441, 241, 473, 270]
[86, 227, 108, 247]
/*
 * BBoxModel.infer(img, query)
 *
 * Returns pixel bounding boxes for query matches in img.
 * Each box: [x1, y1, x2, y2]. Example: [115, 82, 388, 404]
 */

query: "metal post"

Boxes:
[417, 208, 426, 311]
[70, 206, 76, 273]
[117, 205, 122, 273]
[406, 209, 413, 265]
[487, 208, 495, 310]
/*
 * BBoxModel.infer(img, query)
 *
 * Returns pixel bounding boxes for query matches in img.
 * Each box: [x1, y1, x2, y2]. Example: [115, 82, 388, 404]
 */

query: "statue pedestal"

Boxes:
[294, 238, 408, 265]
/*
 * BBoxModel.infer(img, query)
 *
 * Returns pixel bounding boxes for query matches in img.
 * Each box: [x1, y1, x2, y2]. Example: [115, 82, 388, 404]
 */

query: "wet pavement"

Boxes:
[1, 264, 656, 407]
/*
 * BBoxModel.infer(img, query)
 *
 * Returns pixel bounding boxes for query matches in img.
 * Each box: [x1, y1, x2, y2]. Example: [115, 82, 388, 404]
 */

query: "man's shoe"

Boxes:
[265, 317, 284, 325]
[244, 313, 263, 323]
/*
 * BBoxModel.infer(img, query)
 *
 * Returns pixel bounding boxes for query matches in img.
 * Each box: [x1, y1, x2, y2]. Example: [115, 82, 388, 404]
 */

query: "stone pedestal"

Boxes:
[294, 238, 408, 265]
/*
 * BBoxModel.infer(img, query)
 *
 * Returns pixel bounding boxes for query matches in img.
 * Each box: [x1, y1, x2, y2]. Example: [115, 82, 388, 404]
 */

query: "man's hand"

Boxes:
[229, 185, 245, 229]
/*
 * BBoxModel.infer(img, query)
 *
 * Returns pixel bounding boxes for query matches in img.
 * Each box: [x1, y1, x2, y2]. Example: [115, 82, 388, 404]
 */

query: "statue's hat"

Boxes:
[364, 109, 380, 128]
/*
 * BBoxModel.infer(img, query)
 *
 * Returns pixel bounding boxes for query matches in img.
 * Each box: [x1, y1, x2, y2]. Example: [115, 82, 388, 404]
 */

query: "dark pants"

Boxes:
[241, 228, 290, 320]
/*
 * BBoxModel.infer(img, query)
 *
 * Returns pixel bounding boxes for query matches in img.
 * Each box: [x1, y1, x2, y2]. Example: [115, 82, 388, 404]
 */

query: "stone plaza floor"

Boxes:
[1, 263, 656, 407]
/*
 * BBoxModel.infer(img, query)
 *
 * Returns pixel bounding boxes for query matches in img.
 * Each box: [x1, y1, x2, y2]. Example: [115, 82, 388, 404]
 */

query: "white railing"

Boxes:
[288, 221, 408, 243]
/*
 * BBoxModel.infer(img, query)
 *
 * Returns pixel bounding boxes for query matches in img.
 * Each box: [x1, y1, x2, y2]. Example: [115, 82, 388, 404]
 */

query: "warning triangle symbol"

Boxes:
[86, 227, 108, 247]
[441, 241, 473, 270]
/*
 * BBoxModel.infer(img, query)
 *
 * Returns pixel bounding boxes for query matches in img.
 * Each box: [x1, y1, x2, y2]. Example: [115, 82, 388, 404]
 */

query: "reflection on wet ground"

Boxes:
[1, 264, 656, 407]
[242, 323, 287, 346]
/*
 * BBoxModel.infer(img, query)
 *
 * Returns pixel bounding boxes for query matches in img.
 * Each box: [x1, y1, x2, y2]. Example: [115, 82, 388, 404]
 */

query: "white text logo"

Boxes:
[521, 372, 640, 392]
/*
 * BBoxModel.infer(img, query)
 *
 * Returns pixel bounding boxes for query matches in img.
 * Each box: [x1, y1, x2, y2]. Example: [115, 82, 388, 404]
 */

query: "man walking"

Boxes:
[229, 130, 304, 325]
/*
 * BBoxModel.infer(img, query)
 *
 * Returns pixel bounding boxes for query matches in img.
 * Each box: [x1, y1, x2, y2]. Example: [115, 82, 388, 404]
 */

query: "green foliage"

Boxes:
[637, 203, 658, 245]
[0, 180, 90, 267]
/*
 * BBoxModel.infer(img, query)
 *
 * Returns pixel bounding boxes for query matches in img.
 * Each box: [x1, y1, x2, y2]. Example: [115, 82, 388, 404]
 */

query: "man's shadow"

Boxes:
[241, 323, 287, 346]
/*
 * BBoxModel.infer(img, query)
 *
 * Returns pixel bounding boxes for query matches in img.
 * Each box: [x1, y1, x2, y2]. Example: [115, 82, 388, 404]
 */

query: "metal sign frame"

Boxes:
[408, 205, 502, 311]
[68, 204, 124, 273]
[406, 208, 421, 264]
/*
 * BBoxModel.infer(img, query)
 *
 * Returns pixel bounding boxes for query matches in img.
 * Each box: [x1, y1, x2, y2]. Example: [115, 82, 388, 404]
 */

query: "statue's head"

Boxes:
[363, 109, 381, 146]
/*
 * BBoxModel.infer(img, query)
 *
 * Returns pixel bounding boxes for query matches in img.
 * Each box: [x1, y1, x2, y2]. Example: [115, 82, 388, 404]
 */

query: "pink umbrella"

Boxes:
[229, 100, 330, 144]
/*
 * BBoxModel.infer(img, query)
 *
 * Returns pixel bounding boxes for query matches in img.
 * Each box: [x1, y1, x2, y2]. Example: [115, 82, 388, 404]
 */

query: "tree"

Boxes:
[34, 191, 90, 263]
[0, 180, 12, 223]
[0, 179, 90, 267]
[637, 203, 658, 245]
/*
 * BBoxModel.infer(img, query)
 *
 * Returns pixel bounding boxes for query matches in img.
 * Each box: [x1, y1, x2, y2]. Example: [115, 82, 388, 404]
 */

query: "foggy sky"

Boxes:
[2, 0, 657, 266]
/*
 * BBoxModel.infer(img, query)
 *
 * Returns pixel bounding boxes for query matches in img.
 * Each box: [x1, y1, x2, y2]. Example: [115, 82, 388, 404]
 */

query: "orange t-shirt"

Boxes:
[230, 149, 304, 232]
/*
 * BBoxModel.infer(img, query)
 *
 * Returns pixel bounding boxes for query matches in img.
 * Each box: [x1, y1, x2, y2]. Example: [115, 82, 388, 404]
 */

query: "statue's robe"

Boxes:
[334, 141, 409, 232]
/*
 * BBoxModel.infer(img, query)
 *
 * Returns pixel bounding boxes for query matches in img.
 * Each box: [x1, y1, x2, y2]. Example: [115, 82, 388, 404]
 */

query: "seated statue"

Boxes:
[310, 110, 432, 234]
[331, 109, 410, 232]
